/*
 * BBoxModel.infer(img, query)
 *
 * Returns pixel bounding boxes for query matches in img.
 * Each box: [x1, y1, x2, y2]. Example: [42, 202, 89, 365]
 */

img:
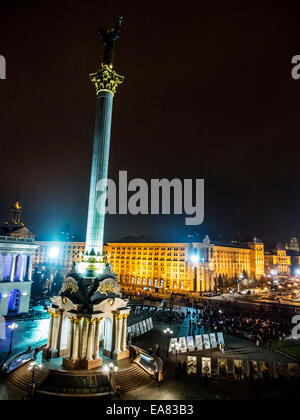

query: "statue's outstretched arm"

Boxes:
[111, 16, 123, 37]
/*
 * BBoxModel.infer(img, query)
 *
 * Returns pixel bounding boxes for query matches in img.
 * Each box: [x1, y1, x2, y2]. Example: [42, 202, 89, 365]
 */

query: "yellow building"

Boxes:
[33, 236, 265, 294]
[264, 248, 291, 276]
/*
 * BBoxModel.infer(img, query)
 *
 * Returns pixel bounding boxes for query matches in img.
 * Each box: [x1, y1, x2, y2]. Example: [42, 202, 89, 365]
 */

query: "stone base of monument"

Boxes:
[43, 348, 59, 361]
[9, 346, 158, 398]
[81, 358, 103, 369]
[62, 357, 82, 370]
[62, 357, 103, 370]
[113, 349, 130, 360]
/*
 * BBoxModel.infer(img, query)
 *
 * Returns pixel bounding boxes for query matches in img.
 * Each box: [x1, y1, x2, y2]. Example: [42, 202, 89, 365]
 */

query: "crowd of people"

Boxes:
[130, 298, 294, 349]
[198, 301, 292, 346]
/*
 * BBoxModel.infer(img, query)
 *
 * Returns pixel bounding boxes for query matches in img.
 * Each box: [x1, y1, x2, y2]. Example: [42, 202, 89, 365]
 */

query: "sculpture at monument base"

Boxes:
[44, 266, 130, 370]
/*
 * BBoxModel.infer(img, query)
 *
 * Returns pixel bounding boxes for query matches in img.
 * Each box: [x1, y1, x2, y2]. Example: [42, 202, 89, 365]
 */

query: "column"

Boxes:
[85, 64, 124, 256]
[93, 318, 102, 360]
[27, 256, 33, 281]
[50, 313, 60, 352]
[121, 314, 128, 352]
[46, 313, 54, 349]
[10, 254, 16, 281]
[0, 254, 4, 281]
[56, 311, 64, 352]
[71, 319, 81, 361]
[67, 318, 75, 358]
[19, 255, 25, 281]
[79, 317, 89, 359]
[86, 319, 95, 361]
[113, 313, 122, 355]
[85, 90, 114, 256]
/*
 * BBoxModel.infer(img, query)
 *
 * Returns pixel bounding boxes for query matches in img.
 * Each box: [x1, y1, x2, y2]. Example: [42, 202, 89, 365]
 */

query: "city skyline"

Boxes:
[1, 0, 300, 243]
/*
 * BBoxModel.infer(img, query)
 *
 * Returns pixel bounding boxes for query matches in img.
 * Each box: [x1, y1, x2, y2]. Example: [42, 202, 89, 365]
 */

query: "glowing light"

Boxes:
[48, 246, 59, 259]
[190, 254, 199, 264]
[270, 269, 278, 276]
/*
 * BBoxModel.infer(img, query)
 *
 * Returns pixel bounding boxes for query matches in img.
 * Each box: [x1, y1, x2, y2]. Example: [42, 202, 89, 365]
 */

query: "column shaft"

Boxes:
[0, 254, 4, 281]
[46, 314, 54, 349]
[93, 318, 102, 360]
[27, 256, 33, 281]
[121, 315, 128, 352]
[85, 91, 114, 255]
[50, 314, 59, 352]
[71, 320, 81, 361]
[67, 319, 75, 358]
[10, 255, 16, 281]
[19, 255, 25, 281]
[79, 317, 89, 359]
[113, 315, 122, 355]
[86, 320, 95, 361]
[56, 312, 64, 352]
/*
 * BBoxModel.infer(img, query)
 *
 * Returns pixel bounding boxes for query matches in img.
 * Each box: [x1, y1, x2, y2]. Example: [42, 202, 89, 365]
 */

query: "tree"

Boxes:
[31, 265, 45, 299]
[51, 271, 64, 296]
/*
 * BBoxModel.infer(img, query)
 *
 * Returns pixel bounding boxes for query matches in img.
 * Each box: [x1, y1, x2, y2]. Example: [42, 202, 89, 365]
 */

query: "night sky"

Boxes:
[1, 0, 300, 244]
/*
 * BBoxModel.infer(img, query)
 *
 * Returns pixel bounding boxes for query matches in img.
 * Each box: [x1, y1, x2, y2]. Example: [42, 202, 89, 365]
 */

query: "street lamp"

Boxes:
[163, 327, 173, 357]
[28, 361, 43, 399]
[190, 254, 200, 294]
[8, 323, 18, 355]
[104, 362, 119, 397]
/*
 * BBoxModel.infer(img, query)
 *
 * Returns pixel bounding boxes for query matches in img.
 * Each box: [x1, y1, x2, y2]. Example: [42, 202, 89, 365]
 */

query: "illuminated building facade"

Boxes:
[34, 236, 265, 294]
[0, 202, 37, 316]
[265, 248, 291, 277]
[34, 241, 85, 271]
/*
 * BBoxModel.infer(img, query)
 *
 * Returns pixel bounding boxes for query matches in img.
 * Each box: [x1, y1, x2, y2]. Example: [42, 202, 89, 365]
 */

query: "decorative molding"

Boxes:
[90, 64, 124, 96]
[60, 277, 79, 294]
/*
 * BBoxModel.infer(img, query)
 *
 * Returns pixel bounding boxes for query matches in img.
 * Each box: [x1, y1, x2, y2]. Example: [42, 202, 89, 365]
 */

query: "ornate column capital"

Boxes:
[90, 64, 124, 96]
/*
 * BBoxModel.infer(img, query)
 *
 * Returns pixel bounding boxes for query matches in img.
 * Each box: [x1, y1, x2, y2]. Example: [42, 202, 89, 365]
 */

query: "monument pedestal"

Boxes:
[113, 349, 130, 360]
[62, 357, 103, 370]
[62, 358, 82, 370]
[81, 358, 103, 369]
[43, 348, 59, 361]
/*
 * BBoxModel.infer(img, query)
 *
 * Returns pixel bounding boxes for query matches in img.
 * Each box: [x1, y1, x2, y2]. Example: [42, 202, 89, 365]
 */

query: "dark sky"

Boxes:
[1, 0, 300, 243]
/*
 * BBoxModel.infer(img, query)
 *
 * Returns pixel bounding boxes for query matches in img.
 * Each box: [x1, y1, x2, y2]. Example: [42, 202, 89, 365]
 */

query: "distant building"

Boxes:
[33, 236, 265, 294]
[264, 244, 291, 277]
[34, 241, 85, 275]
[285, 237, 300, 253]
[0, 202, 38, 316]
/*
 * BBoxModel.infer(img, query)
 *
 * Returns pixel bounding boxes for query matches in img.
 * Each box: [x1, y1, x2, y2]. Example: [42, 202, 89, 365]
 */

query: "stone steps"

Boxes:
[8, 362, 49, 391]
[111, 364, 153, 393]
